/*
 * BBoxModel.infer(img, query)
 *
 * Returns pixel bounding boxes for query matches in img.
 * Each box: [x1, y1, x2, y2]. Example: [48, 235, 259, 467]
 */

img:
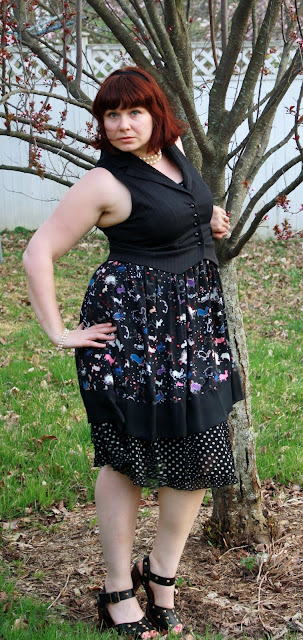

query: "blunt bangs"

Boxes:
[100, 77, 152, 114]
[91, 66, 186, 152]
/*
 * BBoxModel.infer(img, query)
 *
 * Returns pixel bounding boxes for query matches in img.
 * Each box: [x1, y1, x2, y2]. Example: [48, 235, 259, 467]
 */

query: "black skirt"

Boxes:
[76, 259, 243, 490]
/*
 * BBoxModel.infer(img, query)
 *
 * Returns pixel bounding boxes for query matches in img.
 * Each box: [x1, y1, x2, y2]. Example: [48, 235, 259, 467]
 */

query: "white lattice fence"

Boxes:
[0, 43, 301, 233]
[5, 42, 288, 85]
[83, 42, 288, 84]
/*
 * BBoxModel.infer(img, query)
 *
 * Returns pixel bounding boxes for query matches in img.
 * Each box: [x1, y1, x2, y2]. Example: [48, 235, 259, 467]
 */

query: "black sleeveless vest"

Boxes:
[95, 144, 218, 273]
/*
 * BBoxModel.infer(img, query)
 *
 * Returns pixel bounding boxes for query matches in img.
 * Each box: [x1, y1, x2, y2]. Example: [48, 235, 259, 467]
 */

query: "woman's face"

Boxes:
[103, 106, 154, 156]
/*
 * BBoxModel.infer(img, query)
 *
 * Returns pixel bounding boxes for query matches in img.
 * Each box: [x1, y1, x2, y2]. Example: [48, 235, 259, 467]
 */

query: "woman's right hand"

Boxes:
[62, 322, 117, 349]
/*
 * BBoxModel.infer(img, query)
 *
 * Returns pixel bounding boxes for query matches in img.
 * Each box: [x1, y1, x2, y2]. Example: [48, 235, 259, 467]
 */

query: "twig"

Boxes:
[47, 572, 70, 609]
[219, 544, 251, 559]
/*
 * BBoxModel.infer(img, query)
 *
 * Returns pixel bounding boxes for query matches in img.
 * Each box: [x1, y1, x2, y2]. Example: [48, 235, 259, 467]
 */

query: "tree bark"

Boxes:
[207, 259, 269, 544]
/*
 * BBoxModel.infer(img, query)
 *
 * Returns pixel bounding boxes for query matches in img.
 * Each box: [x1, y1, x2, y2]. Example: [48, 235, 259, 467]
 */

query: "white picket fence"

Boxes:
[0, 43, 302, 236]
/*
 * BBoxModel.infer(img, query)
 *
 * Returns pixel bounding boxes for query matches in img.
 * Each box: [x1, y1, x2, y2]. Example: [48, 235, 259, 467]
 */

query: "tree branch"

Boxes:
[0, 126, 94, 164]
[0, 89, 24, 106]
[1, 87, 91, 112]
[247, 126, 297, 181]
[224, 0, 281, 139]
[229, 154, 302, 243]
[30, 33, 102, 86]
[86, 0, 157, 72]
[163, 0, 193, 87]
[208, 0, 255, 129]
[34, 143, 94, 171]
[118, 0, 164, 64]
[141, 0, 213, 160]
[0, 164, 73, 187]
[226, 167, 303, 258]
[14, 19, 91, 106]
[226, 50, 302, 214]
[221, 0, 228, 53]
[129, 0, 163, 55]
[75, 0, 83, 84]
[208, 0, 218, 69]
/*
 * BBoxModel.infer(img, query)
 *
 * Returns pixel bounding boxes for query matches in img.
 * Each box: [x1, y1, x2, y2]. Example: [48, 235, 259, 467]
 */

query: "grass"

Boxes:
[1, 229, 301, 640]
[237, 238, 303, 484]
[0, 566, 113, 640]
[1, 231, 302, 523]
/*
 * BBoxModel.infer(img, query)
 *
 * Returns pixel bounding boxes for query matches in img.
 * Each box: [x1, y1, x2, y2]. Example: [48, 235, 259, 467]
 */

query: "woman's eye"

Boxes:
[131, 109, 140, 115]
[107, 112, 118, 118]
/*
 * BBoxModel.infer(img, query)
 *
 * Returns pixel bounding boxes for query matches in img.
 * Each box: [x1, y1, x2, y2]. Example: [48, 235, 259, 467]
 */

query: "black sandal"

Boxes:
[131, 555, 183, 635]
[97, 587, 158, 638]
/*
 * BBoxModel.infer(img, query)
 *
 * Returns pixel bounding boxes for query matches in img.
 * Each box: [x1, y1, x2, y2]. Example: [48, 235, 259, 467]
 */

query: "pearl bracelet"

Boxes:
[56, 328, 70, 351]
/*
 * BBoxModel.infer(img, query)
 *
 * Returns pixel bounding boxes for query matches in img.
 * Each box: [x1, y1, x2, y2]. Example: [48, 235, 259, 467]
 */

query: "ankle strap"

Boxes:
[142, 556, 175, 587]
[97, 587, 135, 606]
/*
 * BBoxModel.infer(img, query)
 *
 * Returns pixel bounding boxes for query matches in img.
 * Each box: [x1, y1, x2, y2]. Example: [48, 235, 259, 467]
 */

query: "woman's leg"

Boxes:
[138, 487, 206, 610]
[95, 465, 145, 625]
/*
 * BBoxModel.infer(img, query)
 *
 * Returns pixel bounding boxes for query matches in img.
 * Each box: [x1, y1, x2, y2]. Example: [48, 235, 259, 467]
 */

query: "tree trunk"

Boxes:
[206, 258, 270, 544]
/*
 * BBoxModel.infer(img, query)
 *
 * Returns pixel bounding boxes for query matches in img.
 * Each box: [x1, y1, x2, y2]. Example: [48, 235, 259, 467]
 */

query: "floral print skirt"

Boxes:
[75, 259, 243, 490]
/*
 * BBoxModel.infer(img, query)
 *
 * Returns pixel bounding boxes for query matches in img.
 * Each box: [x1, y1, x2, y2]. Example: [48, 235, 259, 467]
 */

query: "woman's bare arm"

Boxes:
[22, 168, 124, 348]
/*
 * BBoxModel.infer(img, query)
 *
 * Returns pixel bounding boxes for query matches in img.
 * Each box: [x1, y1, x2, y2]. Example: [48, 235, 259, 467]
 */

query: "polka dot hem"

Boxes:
[91, 421, 238, 491]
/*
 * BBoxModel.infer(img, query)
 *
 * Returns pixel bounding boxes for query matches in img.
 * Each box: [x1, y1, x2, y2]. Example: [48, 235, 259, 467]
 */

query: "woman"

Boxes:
[23, 66, 243, 638]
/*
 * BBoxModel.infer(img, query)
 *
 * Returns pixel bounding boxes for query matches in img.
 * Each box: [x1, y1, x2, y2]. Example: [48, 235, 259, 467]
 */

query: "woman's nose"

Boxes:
[119, 115, 131, 131]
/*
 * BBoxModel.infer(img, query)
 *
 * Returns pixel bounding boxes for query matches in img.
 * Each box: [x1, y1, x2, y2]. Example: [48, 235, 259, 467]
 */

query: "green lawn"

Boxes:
[0, 230, 302, 639]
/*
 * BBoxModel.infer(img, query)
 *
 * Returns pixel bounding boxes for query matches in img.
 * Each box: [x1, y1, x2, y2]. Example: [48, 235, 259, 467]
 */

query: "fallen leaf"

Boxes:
[2, 520, 19, 531]
[13, 618, 28, 630]
[9, 386, 20, 395]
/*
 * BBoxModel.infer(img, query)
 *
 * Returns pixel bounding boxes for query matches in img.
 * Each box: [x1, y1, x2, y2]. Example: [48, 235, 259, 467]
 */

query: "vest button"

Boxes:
[193, 213, 198, 218]
[190, 203, 195, 208]
[194, 232, 199, 237]
[197, 241, 202, 246]
[193, 222, 198, 227]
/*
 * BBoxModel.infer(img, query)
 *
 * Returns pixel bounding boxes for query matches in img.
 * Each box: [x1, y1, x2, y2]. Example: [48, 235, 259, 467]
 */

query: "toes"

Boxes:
[173, 624, 183, 634]
[142, 631, 159, 639]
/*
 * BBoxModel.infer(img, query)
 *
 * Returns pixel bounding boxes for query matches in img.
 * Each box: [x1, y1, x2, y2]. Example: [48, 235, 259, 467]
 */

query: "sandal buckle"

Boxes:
[109, 591, 120, 603]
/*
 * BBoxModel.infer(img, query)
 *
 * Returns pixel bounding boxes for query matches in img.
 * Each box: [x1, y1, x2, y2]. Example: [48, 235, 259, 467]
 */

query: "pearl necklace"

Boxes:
[138, 149, 162, 166]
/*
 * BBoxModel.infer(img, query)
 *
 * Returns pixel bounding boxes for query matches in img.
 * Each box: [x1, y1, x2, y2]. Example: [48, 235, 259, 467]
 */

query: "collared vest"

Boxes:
[95, 144, 218, 273]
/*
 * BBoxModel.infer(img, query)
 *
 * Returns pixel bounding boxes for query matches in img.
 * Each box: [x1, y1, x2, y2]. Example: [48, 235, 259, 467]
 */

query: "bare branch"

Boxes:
[2, 87, 91, 112]
[221, 0, 228, 53]
[30, 33, 102, 86]
[38, 143, 93, 171]
[0, 125, 94, 164]
[0, 89, 23, 106]
[129, 0, 163, 55]
[141, 0, 213, 159]
[247, 126, 297, 181]
[86, 0, 157, 71]
[118, 0, 164, 64]
[224, 0, 281, 139]
[15, 24, 91, 106]
[163, 0, 193, 86]
[208, 0, 255, 129]
[75, 0, 83, 84]
[227, 167, 303, 258]
[230, 154, 302, 242]
[226, 49, 302, 213]
[209, 0, 219, 69]
[0, 163, 73, 187]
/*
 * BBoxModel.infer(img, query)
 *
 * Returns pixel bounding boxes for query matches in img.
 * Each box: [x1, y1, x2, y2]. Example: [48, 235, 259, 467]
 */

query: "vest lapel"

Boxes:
[100, 146, 193, 194]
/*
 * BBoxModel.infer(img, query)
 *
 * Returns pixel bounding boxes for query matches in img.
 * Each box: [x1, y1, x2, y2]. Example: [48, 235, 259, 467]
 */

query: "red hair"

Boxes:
[92, 66, 186, 153]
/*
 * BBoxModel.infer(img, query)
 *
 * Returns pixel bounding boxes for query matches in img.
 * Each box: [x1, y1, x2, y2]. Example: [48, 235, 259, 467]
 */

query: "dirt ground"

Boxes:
[1, 481, 303, 640]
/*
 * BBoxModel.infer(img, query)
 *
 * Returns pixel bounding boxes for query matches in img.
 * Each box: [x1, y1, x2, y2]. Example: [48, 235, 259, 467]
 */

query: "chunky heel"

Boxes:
[131, 555, 183, 635]
[131, 563, 143, 593]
